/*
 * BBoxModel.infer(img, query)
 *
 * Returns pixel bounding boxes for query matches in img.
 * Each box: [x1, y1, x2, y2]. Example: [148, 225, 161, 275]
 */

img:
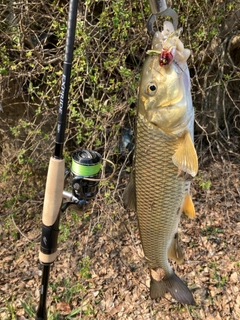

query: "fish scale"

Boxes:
[135, 115, 185, 271]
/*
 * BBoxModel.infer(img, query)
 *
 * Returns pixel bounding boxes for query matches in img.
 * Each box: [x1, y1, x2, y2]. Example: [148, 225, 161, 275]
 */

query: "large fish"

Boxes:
[123, 21, 198, 305]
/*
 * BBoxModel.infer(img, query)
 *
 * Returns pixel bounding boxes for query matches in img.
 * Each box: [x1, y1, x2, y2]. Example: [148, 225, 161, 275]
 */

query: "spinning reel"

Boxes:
[62, 149, 114, 211]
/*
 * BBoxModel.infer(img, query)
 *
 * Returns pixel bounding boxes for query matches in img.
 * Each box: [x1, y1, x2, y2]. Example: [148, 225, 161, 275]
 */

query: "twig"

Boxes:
[11, 211, 41, 243]
[112, 147, 134, 199]
[195, 118, 215, 161]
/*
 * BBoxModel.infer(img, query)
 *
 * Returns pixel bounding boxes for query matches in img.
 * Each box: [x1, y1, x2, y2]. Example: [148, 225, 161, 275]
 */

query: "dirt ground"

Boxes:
[0, 153, 240, 319]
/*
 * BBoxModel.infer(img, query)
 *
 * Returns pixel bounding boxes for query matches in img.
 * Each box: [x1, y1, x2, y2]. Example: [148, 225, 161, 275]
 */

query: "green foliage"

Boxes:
[66, 308, 82, 319]
[0, 1, 238, 200]
[199, 179, 211, 190]
[208, 261, 228, 288]
[21, 300, 35, 318]
[202, 226, 224, 236]
[59, 221, 71, 242]
[79, 256, 92, 280]
[3, 296, 16, 320]
[50, 276, 85, 304]
[20, 295, 82, 320]
[62, 278, 84, 303]
[195, 175, 212, 190]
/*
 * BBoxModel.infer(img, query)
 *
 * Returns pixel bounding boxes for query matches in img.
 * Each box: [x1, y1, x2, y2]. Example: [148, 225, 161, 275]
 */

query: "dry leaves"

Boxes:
[0, 160, 240, 319]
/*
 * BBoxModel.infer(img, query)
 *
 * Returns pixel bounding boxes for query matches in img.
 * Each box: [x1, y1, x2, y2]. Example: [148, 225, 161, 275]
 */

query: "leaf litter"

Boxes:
[0, 159, 240, 319]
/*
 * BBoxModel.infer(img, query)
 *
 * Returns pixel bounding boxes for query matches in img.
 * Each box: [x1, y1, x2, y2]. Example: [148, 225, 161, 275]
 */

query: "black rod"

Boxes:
[36, 265, 50, 319]
[36, 1, 79, 319]
[55, 0, 79, 159]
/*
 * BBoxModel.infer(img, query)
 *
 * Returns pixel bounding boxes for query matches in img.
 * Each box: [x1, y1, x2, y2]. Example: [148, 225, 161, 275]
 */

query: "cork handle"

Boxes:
[39, 157, 65, 264]
[42, 157, 65, 226]
[39, 251, 58, 264]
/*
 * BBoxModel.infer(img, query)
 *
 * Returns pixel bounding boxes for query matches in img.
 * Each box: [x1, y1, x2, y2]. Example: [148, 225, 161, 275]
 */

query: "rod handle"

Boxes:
[39, 157, 65, 264]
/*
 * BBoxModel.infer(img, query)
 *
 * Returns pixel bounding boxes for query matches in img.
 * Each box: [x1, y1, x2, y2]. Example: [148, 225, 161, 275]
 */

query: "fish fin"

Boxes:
[172, 131, 198, 177]
[123, 170, 136, 211]
[150, 268, 167, 299]
[150, 277, 167, 299]
[168, 233, 184, 264]
[182, 193, 196, 219]
[150, 270, 196, 305]
[164, 272, 196, 305]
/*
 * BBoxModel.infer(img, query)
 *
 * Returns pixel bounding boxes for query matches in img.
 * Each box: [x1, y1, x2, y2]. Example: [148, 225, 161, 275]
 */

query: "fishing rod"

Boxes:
[35, 0, 115, 318]
[35, 0, 78, 319]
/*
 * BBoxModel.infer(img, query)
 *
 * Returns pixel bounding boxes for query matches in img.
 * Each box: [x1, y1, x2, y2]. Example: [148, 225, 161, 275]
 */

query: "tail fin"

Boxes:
[150, 271, 195, 305]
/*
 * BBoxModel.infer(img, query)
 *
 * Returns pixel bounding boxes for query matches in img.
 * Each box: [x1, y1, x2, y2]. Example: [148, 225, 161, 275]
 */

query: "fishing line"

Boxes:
[81, 158, 116, 182]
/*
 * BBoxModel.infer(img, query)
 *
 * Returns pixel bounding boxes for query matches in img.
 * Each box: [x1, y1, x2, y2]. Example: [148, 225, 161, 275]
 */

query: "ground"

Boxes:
[0, 155, 239, 320]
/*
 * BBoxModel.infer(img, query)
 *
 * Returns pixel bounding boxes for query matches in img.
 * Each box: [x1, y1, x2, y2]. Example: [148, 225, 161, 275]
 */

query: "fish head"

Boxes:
[138, 22, 192, 135]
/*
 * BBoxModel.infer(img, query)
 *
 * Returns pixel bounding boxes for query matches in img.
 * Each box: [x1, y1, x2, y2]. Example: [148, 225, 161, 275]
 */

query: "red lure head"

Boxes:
[159, 49, 174, 67]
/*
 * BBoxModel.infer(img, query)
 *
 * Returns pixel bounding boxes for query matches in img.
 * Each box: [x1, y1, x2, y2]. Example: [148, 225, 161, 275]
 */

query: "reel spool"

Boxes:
[71, 149, 102, 200]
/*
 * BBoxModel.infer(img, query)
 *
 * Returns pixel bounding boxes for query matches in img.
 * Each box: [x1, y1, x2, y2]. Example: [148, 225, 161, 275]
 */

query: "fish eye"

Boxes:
[146, 82, 157, 96]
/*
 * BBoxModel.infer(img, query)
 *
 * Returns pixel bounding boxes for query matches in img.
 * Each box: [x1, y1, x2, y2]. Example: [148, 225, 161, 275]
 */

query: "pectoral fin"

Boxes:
[182, 193, 196, 219]
[123, 169, 136, 211]
[168, 233, 184, 264]
[172, 131, 198, 177]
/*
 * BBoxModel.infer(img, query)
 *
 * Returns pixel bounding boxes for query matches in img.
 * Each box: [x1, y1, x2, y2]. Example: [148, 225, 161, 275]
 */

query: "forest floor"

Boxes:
[0, 153, 240, 320]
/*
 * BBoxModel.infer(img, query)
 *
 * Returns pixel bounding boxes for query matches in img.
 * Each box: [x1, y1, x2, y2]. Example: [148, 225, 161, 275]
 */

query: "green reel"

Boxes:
[71, 150, 102, 199]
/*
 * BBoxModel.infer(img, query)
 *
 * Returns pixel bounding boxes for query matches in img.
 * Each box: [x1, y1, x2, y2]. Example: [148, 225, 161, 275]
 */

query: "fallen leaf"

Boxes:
[56, 302, 71, 313]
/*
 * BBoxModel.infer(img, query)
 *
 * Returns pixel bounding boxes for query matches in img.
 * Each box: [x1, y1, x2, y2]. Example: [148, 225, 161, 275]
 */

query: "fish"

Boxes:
[123, 21, 198, 305]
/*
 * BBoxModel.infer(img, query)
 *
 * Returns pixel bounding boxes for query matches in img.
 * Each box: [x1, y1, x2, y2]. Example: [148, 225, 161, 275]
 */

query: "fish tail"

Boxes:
[150, 270, 196, 305]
